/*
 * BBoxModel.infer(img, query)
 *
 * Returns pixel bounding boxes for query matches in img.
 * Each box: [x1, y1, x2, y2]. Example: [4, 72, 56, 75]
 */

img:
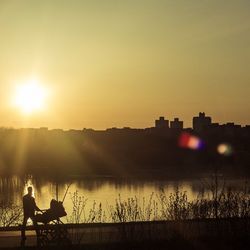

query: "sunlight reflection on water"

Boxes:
[0, 175, 247, 223]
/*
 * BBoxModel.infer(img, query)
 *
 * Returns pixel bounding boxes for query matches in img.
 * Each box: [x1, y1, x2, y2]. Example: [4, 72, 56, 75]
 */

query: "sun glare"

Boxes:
[14, 79, 48, 115]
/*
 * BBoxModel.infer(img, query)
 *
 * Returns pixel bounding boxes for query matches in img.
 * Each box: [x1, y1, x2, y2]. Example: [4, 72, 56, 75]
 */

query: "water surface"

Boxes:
[0, 175, 247, 223]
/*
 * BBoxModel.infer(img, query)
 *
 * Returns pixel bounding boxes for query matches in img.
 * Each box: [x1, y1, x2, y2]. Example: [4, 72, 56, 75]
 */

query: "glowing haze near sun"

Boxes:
[13, 79, 48, 115]
[0, 1, 250, 129]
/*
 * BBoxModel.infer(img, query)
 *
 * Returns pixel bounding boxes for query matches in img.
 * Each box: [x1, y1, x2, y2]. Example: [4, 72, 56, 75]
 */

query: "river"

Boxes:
[0, 175, 247, 223]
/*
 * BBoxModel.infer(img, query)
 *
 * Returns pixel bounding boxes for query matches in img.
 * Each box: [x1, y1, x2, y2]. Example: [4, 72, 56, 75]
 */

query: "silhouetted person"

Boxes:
[21, 186, 40, 242]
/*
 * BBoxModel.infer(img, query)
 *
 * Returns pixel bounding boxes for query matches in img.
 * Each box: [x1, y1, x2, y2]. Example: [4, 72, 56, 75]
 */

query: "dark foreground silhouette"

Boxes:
[0, 218, 250, 250]
[21, 186, 41, 244]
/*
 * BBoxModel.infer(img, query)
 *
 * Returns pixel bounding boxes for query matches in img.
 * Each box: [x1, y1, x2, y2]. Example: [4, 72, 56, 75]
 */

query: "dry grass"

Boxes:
[1, 182, 249, 227]
[66, 184, 250, 224]
[0, 202, 22, 227]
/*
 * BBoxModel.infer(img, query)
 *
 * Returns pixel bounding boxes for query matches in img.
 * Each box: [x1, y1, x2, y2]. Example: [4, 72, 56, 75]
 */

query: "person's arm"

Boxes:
[35, 205, 41, 211]
[33, 198, 42, 212]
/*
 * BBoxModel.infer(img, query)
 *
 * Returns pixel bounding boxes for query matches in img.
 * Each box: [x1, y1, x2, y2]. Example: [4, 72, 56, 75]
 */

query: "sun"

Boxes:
[14, 79, 48, 115]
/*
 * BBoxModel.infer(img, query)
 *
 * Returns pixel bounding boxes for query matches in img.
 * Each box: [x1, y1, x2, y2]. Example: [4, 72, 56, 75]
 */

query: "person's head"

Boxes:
[27, 186, 33, 196]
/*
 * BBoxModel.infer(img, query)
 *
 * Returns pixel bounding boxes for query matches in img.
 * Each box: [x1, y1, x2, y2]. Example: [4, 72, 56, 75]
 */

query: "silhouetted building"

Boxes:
[155, 117, 169, 129]
[170, 118, 183, 129]
[211, 123, 219, 128]
[224, 122, 241, 129]
[193, 112, 212, 131]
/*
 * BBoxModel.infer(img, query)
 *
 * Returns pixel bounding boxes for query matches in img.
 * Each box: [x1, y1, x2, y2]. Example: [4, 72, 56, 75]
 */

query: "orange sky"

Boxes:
[0, 0, 250, 129]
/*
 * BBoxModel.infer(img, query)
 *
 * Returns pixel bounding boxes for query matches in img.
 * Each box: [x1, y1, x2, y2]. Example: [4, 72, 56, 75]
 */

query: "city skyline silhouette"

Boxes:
[0, 1, 250, 249]
[0, 111, 248, 131]
[0, 1, 250, 130]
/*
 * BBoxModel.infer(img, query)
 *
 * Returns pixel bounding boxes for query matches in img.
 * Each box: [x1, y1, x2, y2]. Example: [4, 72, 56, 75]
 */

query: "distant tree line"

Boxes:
[0, 128, 249, 178]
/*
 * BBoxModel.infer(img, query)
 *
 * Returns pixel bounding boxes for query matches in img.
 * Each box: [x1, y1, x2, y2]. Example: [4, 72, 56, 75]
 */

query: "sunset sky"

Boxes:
[0, 0, 250, 129]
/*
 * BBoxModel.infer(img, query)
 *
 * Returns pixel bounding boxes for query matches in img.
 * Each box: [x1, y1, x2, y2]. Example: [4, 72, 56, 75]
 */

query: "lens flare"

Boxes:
[178, 132, 204, 150]
[217, 143, 233, 156]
